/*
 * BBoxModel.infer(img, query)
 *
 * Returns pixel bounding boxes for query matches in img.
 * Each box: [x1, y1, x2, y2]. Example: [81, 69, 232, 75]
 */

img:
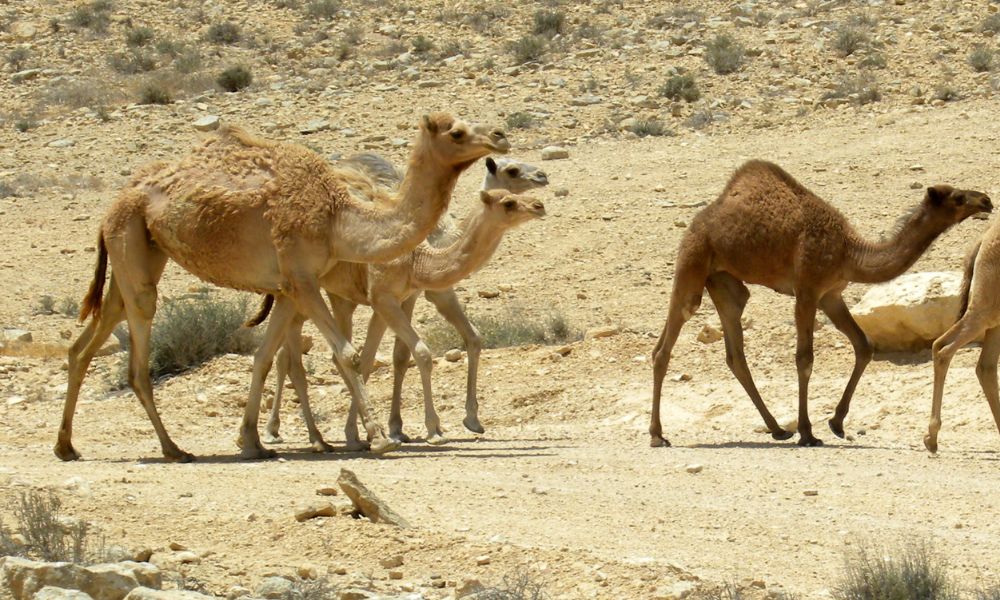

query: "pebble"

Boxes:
[444, 349, 463, 362]
[696, 325, 723, 344]
[685, 464, 704, 474]
[541, 146, 570, 160]
[380, 555, 404, 569]
[193, 115, 220, 131]
[316, 487, 339, 496]
[294, 503, 336, 521]
[47, 139, 76, 148]
[803, 489, 819, 496]
[584, 325, 620, 340]
[910, 181, 923, 189]
[300, 119, 331, 134]
[553, 187, 570, 197]
[475, 555, 491, 565]
[477, 288, 500, 299]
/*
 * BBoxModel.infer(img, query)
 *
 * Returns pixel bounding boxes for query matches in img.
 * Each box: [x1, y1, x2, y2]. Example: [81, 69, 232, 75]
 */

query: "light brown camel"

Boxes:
[259, 156, 549, 449]
[253, 188, 545, 449]
[56, 113, 509, 462]
[925, 217, 1000, 452]
[650, 160, 991, 448]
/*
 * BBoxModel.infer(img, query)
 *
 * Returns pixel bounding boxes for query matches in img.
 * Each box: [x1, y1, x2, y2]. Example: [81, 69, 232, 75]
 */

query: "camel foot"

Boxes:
[310, 439, 336, 453]
[771, 428, 795, 441]
[389, 431, 413, 444]
[828, 419, 846, 439]
[239, 446, 278, 460]
[923, 434, 939, 454]
[797, 435, 824, 447]
[163, 447, 196, 463]
[344, 439, 371, 452]
[369, 437, 401, 455]
[650, 435, 671, 448]
[263, 432, 284, 444]
[463, 416, 485, 434]
[54, 442, 81, 462]
[426, 433, 449, 446]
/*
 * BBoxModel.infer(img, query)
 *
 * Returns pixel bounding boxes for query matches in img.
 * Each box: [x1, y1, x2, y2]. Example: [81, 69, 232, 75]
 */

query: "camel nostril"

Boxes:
[533, 202, 545, 210]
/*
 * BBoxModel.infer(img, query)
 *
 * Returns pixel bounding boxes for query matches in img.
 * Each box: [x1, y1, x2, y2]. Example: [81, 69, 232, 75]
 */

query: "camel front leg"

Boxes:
[927, 314, 987, 452]
[819, 292, 874, 439]
[56, 278, 127, 461]
[976, 327, 1000, 439]
[794, 294, 821, 447]
[291, 281, 398, 455]
[373, 294, 446, 444]
[277, 316, 334, 452]
[264, 342, 290, 444]
[425, 288, 486, 434]
[705, 273, 790, 440]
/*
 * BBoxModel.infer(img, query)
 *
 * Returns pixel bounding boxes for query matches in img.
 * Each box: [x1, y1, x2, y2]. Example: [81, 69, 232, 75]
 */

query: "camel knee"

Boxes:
[466, 331, 483, 357]
[856, 336, 874, 366]
[975, 356, 996, 382]
[795, 349, 813, 373]
[652, 348, 669, 377]
[412, 341, 433, 371]
[134, 287, 157, 321]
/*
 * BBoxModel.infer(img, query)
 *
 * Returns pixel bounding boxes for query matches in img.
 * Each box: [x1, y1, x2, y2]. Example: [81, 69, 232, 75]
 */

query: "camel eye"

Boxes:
[505, 168, 520, 178]
[450, 130, 465, 141]
[502, 200, 516, 209]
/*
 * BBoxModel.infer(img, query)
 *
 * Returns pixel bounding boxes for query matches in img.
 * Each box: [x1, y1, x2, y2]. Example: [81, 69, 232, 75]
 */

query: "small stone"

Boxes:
[297, 565, 318, 579]
[316, 487, 339, 496]
[337, 468, 411, 527]
[388, 570, 403, 580]
[193, 115, 220, 131]
[685, 464, 703, 474]
[47, 139, 76, 148]
[300, 119, 331, 134]
[295, 503, 336, 522]
[909, 164, 924, 171]
[11, 68, 42, 83]
[674, 219, 688, 228]
[175, 551, 200, 564]
[670, 373, 692, 382]
[696, 325, 723, 344]
[475, 555, 491, 565]
[380, 555, 404, 569]
[803, 489, 819, 496]
[478, 288, 500, 299]
[541, 146, 570, 160]
[331, 566, 348, 575]
[444, 349, 463, 362]
[553, 187, 570, 197]
[910, 181, 923, 189]
[168, 542, 187, 551]
[339, 589, 376, 600]
[255, 576, 294, 600]
[456, 579, 484, 598]
[569, 94, 602, 106]
[584, 325, 619, 340]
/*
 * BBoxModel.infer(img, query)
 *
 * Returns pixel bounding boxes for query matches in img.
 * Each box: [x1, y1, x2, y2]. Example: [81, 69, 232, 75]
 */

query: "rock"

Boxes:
[456, 579, 484, 598]
[338, 590, 375, 600]
[910, 181, 923, 190]
[653, 581, 696, 600]
[255, 576, 294, 600]
[167, 543, 185, 552]
[3, 329, 32, 343]
[192, 116, 220, 131]
[541, 146, 569, 160]
[12, 69, 42, 83]
[47, 140, 76, 148]
[124, 590, 216, 600]
[294, 503, 336, 522]
[803, 489, 819, 496]
[388, 570, 403, 580]
[34, 588, 95, 600]
[299, 120, 331, 134]
[553, 188, 569, 197]
[477, 288, 500, 299]
[685, 464, 703, 474]
[0, 557, 160, 600]
[584, 325, 620, 340]
[696, 325, 723, 344]
[316, 487, 339, 496]
[83, 562, 161, 599]
[569, 94, 602, 106]
[475, 555, 491, 565]
[444, 349, 463, 362]
[379, 555, 403, 569]
[11, 22, 37, 40]
[296, 565, 318, 580]
[337, 469, 411, 528]
[852, 272, 970, 351]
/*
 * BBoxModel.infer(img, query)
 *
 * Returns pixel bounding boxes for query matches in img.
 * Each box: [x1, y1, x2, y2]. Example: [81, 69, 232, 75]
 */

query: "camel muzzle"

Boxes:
[974, 197, 993, 219]
[487, 130, 510, 154]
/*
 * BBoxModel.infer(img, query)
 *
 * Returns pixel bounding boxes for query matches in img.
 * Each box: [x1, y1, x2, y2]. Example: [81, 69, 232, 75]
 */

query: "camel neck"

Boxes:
[412, 211, 507, 290]
[846, 206, 951, 283]
[334, 144, 461, 264]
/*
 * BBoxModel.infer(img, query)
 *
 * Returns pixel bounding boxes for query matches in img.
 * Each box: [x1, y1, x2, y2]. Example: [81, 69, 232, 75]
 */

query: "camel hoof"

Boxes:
[426, 433, 449, 446]
[311, 440, 336, 453]
[239, 447, 278, 460]
[771, 429, 795, 441]
[54, 443, 81, 462]
[369, 438, 401, 455]
[828, 419, 846, 439]
[344, 439, 371, 452]
[650, 435, 671, 448]
[165, 450, 196, 463]
[463, 417, 485, 434]
[923, 435, 938, 454]
[797, 435, 824, 447]
[390, 432, 413, 444]
[263, 433, 284, 444]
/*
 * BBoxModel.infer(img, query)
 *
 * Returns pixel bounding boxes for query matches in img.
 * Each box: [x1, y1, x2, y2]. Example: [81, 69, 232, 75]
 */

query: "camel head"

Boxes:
[485, 157, 549, 193]
[479, 189, 545, 228]
[419, 113, 510, 170]
[925, 185, 992, 223]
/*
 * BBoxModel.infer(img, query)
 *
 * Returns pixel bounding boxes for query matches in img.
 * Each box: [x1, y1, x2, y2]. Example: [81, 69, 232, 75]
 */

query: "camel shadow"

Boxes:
[685, 440, 889, 451]
[875, 349, 933, 366]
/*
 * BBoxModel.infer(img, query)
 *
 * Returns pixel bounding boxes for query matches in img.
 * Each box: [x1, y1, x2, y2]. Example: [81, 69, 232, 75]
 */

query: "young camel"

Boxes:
[925, 218, 1000, 453]
[257, 156, 549, 448]
[651, 160, 991, 448]
[56, 113, 509, 462]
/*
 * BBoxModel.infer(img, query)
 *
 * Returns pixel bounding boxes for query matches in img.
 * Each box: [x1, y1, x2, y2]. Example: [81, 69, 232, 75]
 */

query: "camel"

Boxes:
[925, 218, 1000, 452]
[650, 160, 991, 448]
[257, 155, 549, 448]
[55, 113, 510, 462]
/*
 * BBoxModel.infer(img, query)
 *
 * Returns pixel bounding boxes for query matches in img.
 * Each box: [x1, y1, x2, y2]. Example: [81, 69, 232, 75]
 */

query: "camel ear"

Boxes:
[926, 185, 952, 206]
[480, 190, 496, 205]
[486, 157, 498, 175]
[421, 114, 438, 135]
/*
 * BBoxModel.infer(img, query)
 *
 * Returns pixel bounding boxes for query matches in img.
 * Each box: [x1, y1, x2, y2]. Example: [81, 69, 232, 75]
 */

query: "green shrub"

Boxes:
[217, 65, 253, 92]
[109, 50, 157, 74]
[411, 34, 434, 55]
[705, 34, 745, 74]
[423, 306, 580, 353]
[138, 81, 172, 104]
[205, 22, 240, 44]
[69, 1, 112, 33]
[306, 0, 340, 20]
[982, 13, 1000, 35]
[834, 25, 870, 56]
[125, 26, 155, 47]
[659, 73, 700, 102]
[509, 35, 547, 64]
[628, 118, 672, 137]
[834, 542, 959, 600]
[934, 82, 960, 102]
[533, 9, 565, 38]
[174, 48, 202, 73]
[822, 72, 881, 105]
[505, 111, 536, 129]
[9, 491, 90, 563]
[969, 45, 996, 72]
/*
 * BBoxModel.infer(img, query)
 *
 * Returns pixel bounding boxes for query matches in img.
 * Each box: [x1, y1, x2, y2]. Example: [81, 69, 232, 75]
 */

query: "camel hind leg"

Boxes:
[55, 276, 127, 461]
[705, 273, 790, 440]
[926, 313, 987, 452]
[820, 292, 874, 439]
[650, 243, 710, 448]
[976, 327, 1000, 440]
[424, 288, 486, 434]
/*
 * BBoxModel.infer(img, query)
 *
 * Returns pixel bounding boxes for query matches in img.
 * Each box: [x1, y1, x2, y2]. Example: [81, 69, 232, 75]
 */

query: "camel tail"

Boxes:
[957, 240, 981, 319]
[244, 294, 274, 328]
[79, 232, 108, 323]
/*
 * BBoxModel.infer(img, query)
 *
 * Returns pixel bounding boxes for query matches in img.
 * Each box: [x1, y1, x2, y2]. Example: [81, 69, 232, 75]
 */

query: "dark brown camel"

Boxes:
[650, 160, 991, 447]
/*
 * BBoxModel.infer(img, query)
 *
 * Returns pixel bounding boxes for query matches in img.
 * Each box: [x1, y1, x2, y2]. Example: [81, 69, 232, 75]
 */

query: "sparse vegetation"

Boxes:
[704, 34, 746, 74]
[59, 297, 80, 318]
[834, 24, 870, 56]
[477, 571, 550, 600]
[217, 65, 253, 92]
[139, 80, 173, 105]
[109, 50, 157, 74]
[174, 48, 203, 74]
[628, 117, 672, 137]
[423, 307, 580, 353]
[41, 78, 115, 110]
[14, 116, 38, 133]
[982, 13, 1000, 35]
[125, 26, 155, 47]
[306, 0, 340, 20]
[69, 1, 113, 34]
[977, 586, 1000, 600]
[411, 34, 434, 55]
[205, 21, 241, 45]
[505, 111, 536, 129]
[509, 35, 547, 64]
[118, 294, 260, 383]
[464, 5, 511, 35]
[33, 294, 56, 315]
[659, 73, 700, 102]
[533, 9, 566, 38]
[934, 82, 960, 102]
[834, 542, 958, 600]
[969, 45, 996, 72]
[859, 52, 887, 69]
[7, 47, 30, 71]
[5, 491, 92, 563]
[685, 109, 716, 130]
